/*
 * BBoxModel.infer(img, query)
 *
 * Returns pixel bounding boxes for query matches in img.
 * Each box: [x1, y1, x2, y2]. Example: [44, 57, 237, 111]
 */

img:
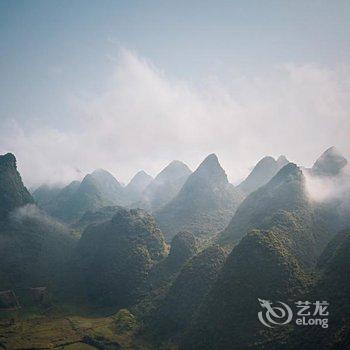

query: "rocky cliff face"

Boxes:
[0, 153, 34, 221]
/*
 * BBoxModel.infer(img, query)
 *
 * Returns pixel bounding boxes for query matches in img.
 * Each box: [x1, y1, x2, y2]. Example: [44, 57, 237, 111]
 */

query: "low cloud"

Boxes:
[1, 49, 350, 187]
[304, 167, 350, 229]
[10, 204, 69, 232]
[304, 167, 350, 203]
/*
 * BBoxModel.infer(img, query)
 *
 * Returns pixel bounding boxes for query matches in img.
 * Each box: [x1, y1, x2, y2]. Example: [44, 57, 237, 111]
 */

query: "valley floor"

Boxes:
[0, 308, 153, 350]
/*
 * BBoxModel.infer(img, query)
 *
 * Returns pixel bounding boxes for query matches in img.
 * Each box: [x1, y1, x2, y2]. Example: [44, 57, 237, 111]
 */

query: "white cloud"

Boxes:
[304, 166, 350, 202]
[1, 49, 350, 187]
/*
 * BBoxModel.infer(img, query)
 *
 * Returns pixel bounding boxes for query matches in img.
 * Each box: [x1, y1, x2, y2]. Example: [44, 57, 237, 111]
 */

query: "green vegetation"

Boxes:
[0, 153, 33, 221]
[0, 307, 151, 350]
[70, 208, 167, 308]
[180, 228, 312, 349]
[1, 150, 349, 349]
[219, 163, 332, 268]
[146, 245, 227, 342]
[155, 154, 243, 241]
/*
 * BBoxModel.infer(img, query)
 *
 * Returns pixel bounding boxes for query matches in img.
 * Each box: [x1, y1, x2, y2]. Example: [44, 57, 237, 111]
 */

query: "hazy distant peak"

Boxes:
[87, 168, 120, 185]
[237, 154, 290, 195]
[325, 146, 340, 154]
[155, 153, 243, 240]
[135, 170, 152, 177]
[277, 155, 289, 165]
[203, 153, 219, 162]
[198, 153, 220, 168]
[312, 146, 348, 176]
[165, 160, 191, 172]
[192, 153, 227, 183]
[124, 170, 153, 202]
[258, 155, 276, 163]
[91, 168, 117, 178]
[127, 170, 153, 186]
[156, 160, 192, 181]
[169, 160, 187, 167]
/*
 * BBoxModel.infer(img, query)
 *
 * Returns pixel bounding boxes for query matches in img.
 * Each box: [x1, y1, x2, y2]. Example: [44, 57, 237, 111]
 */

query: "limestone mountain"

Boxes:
[124, 170, 153, 203]
[311, 146, 348, 177]
[0, 153, 33, 221]
[137, 161, 192, 212]
[147, 245, 228, 341]
[283, 229, 350, 350]
[180, 229, 310, 350]
[237, 155, 289, 195]
[143, 231, 198, 292]
[41, 180, 80, 216]
[219, 163, 332, 267]
[0, 205, 75, 290]
[85, 168, 124, 201]
[0, 153, 75, 290]
[134, 231, 199, 320]
[155, 154, 244, 241]
[46, 169, 125, 223]
[72, 205, 123, 231]
[72, 207, 167, 307]
[32, 184, 63, 209]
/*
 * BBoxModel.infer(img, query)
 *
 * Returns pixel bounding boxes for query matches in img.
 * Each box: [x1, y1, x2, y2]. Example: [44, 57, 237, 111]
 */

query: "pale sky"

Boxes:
[1, 0, 350, 187]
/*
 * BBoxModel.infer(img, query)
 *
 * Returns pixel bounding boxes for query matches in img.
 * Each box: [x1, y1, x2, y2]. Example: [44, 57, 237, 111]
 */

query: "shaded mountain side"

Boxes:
[136, 160, 192, 212]
[238, 155, 289, 195]
[0, 205, 76, 290]
[144, 245, 228, 342]
[0, 153, 34, 221]
[0, 153, 75, 290]
[47, 180, 81, 212]
[72, 205, 123, 231]
[124, 170, 153, 204]
[133, 231, 199, 320]
[311, 146, 348, 177]
[32, 184, 63, 208]
[144, 231, 198, 291]
[180, 229, 310, 350]
[219, 163, 332, 268]
[70, 208, 167, 308]
[274, 229, 350, 350]
[155, 154, 243, 241]
[221, 163, 309, 245]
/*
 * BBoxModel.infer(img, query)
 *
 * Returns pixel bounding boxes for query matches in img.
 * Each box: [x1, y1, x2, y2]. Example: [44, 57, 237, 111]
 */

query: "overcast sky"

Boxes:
[1, 0, 350, 187]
